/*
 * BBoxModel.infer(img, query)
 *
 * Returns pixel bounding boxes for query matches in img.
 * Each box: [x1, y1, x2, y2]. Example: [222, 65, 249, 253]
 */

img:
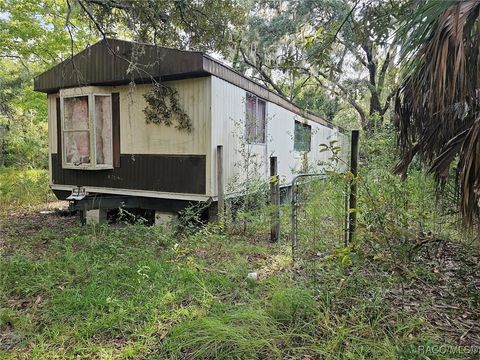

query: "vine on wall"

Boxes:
[143, 83, 192, 132]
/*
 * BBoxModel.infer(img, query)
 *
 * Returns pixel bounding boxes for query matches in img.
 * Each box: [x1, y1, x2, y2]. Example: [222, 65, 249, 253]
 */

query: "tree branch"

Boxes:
[76, 0, 107, 38]
[313, 73, 367, 126]
[81, 0, 129, 10]
[377, 42, 397, 96]
[380, 88, 397, 115]
[240, 47, 286, 97]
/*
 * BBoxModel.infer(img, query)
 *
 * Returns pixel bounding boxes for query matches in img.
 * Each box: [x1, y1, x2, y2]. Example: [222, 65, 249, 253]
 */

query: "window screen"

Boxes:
[294, 121, 311, 152]
[245, 93, 266, 144]
[64, 96, 90, 165]
[94, 95, 113, 165]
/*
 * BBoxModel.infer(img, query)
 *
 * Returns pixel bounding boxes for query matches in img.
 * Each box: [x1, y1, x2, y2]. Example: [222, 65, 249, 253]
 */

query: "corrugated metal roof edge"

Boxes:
[35, 38, 346, 133]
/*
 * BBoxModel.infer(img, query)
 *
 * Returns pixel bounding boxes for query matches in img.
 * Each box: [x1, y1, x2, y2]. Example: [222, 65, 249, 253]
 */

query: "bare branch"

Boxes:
[380, 88, 397, 115]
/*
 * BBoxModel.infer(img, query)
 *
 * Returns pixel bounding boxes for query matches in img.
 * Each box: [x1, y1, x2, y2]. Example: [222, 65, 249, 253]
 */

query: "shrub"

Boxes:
[1, 115, 48, 169]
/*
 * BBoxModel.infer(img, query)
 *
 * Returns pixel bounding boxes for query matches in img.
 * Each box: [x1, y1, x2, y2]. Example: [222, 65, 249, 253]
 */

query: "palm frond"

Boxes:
[395, 0, 480, 229]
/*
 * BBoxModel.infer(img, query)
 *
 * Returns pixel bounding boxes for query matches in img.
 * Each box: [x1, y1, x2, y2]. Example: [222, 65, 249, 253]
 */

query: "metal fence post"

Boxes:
[270, 156, 280, 242]
[217, 145, 224, 225]
[291, 181, 298, 260]
[344, 181, 350, 247]
[348, 130, 359, 244]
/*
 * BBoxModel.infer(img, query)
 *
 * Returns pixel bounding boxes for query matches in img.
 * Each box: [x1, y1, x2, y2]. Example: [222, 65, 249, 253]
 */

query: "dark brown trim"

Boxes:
[34, 39, 205, 93]
[56, 98, 61, 162]
[51, 153, 206, 194]
[64, 193, 194, 214]
[52, 190, 71, 200]
[34, 38, 344, 132]
[111, 93, 120, 167]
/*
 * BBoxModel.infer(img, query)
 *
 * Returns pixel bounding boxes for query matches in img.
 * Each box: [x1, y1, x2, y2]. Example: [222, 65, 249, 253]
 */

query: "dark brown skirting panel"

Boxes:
[51, 153, 206, 194]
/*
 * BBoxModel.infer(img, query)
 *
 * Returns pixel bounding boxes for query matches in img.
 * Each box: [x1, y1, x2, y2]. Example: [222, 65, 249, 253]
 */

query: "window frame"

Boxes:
[60, 92, 113, 170]
[245, 92, 266, 145]
[294, 120, 312, 153]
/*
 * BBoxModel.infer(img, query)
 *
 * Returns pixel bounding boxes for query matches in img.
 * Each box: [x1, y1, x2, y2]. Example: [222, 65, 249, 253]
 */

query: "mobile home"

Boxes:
[34, 38, 350, 223]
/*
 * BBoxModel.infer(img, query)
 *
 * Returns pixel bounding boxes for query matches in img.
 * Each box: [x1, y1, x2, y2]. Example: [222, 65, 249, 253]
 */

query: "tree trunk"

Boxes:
[362, 42, 385, 131]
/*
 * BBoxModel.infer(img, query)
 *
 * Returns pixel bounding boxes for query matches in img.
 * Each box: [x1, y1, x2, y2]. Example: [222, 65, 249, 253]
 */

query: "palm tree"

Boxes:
[395, 0, 480, 229]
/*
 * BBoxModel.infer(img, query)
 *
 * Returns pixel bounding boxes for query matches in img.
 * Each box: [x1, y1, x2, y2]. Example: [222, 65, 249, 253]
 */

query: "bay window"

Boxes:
[61, 91, 113, 169]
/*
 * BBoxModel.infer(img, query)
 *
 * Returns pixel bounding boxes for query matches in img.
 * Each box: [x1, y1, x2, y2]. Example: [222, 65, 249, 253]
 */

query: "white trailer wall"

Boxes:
[209, 76, 267, 195]
[210, 76, 348, 197]
[48, 75, 348, 200]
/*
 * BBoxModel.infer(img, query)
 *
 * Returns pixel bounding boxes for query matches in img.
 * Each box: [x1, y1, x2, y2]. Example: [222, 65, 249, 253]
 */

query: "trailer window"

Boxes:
[245, 93, 266, 144]
[294, 121, 311, 152]
[62, 93, 113, 169]
[64, 96, 90, 165]
[94, 95, 113, 165]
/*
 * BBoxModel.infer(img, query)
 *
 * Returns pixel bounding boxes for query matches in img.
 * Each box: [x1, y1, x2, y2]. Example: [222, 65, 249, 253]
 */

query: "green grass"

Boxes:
[0, 159, 477, 359]
[1, 209, 466, 360]
[164, 308, 284, 359]
[0, 167, 54, 209]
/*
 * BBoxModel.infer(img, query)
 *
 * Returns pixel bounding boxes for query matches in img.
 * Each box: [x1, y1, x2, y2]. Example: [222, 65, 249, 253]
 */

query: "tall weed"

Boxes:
[0, 167, 53, 208]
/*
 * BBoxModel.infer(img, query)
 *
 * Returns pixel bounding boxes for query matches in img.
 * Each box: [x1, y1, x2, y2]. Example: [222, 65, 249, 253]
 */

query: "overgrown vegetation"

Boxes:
[1, 126, 479, 358]
[0, 167, 53, 209]
[0, 210, 475, 359]
[395, 0, 480, 230]
[1, 0, 480, 358]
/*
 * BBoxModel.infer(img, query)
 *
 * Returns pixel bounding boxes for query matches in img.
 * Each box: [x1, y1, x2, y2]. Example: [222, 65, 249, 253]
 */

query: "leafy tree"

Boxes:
[395, 0, 480, 229]
[294, 85, 340, 122]
[0, 0, 97, 167]
[235, 0, 414, 131]
[71, 0, 247, 51]
[0, 0, 93, 64]
[1, 0, 245, 167]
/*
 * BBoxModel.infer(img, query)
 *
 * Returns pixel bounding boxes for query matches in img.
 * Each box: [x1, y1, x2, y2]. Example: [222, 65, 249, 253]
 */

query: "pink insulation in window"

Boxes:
[94, 96, 112, 165]
[64, 96, 90, 165]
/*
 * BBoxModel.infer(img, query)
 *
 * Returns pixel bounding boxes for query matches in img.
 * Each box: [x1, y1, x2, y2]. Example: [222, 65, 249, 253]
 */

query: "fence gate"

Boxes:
[290, 173, 350, 274]
[289, 131, 358, 281]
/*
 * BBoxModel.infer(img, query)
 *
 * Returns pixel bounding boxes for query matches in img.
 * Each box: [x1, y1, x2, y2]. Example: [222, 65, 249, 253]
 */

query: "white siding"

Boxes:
[47, 78, 212, 194]
[118, 78, 212, 194]
[47, 75, 348, 199]
[210, 76, 347, 197]
[50, 79, 211, 156]
[47, 94, 57, 153]
[266, 104, 343, 183]
[335, 130, 351, 172]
